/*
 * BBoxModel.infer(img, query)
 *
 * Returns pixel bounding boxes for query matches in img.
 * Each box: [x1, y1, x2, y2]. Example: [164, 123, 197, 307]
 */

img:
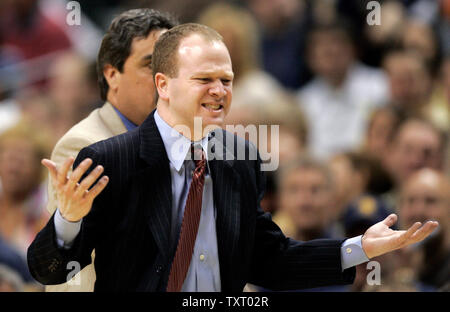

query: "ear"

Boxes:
[103, 64, 121, 93]
[154, 72, 170, 101]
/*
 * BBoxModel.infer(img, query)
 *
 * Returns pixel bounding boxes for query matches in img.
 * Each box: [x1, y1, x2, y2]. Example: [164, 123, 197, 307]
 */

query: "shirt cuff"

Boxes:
[54, 209, 82, 249]
[340, 235, 370, 271]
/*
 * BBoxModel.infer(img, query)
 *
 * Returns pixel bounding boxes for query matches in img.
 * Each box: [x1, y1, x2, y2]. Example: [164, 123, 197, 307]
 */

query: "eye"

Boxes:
[197, 78, 211, 83]
[221, 79, 231, 85]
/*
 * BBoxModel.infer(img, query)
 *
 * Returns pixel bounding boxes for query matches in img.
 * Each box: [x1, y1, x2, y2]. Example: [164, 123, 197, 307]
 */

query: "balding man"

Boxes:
[399, 169, 450, 289]
[384, 117, 445, 187]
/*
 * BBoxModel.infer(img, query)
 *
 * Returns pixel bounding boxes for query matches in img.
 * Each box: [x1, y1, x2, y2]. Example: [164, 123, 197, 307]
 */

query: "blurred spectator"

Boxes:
[40, 0, 104, 61]
[443, 54, 450, 103]
[398, 168, 450, 290]
[0, 0, 72, 88]
[383, 117, 446, 188]
[438, 0, 450, 55]
[244, 0, 310, 89]
[362, 1, 407, 67]
[15, 90, 61, 147]
[363, 167, 450, 292]
[425, 54, 450, 132]
[266, 154, 351, 291]
[225, 90, 308, 215]
[362, 106, 406, 162]
[0, 119, 51, 257]
[382, 49, 433, 116]
[343, 195, 393, 239]
[380, 116, 447, 225]
[0, 264, 25, 292]
[0, 236, 33, 285]
[273, 155, 337, 241]
[401, 19, 441, 74]
[297, 19, 388, 160]
[0, 42, 25, 100]
[328, 151, 394, 237]
[75, 0, 134, 30]
[46, 51, 101, 138]
[0, 0, 71, 60]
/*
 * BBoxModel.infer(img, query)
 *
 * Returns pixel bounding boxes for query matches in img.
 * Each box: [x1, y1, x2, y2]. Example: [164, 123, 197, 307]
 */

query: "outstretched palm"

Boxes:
[362, 214, 439, 259]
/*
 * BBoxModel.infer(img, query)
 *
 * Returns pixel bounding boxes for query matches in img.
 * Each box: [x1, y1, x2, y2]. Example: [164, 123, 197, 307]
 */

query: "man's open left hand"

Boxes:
[362, 214, 439, 259]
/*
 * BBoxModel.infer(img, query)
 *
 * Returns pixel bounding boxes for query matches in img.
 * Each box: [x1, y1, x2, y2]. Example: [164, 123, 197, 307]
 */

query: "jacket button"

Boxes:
[156, 265, 163, 273]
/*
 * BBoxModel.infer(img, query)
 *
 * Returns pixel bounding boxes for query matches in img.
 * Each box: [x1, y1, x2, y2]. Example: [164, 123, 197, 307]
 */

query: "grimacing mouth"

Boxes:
[201, 103, 223, 111]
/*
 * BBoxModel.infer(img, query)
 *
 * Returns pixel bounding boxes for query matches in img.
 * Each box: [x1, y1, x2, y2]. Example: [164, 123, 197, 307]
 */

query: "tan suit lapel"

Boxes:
[99, 102, 128, 136]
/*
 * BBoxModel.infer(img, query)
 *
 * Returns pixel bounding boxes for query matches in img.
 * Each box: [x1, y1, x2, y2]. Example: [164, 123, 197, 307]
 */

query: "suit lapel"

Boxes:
[99, 102, 128, 136]
[208, 131, 241, 289]
[138, 110, 172, 262]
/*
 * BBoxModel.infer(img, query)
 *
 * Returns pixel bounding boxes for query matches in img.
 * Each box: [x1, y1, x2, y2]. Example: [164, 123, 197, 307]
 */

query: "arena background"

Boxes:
[0, 0, 449, 292]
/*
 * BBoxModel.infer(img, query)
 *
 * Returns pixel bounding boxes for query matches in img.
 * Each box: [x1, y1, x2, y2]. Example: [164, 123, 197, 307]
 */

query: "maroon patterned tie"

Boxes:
[166, 146, 206, 292]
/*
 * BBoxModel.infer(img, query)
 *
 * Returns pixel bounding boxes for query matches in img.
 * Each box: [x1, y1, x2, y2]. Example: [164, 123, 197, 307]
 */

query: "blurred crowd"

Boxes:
[0, 0, 449, 292]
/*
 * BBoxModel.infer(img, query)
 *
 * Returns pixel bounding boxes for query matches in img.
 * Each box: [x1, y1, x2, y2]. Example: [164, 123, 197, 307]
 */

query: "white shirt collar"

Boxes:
[154, 109, 209, 172]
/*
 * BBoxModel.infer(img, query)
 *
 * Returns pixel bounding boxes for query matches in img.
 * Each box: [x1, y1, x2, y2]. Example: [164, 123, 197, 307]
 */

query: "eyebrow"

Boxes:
[194, 71, 234, 79]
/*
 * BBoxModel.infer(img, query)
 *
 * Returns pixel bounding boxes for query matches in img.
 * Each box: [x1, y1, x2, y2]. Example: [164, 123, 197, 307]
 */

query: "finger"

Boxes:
[399, 222, 422, 242]
[41, 159, 58, 182]
[74, 165, 104, 197]
[382, 214, 398, 227]
[84, 176, 109, 201]
[66, 158, 93, 191]
[58, 157, 75, 186]
[409, 221, 439, 243]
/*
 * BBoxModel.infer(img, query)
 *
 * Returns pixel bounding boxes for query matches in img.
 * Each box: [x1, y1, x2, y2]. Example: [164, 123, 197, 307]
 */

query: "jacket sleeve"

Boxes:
[27, 146, 105, 285]
[248, 153, 356, 290]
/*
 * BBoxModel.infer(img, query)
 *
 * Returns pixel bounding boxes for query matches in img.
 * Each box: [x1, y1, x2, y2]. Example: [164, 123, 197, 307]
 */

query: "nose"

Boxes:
[208, 80, 226, 98]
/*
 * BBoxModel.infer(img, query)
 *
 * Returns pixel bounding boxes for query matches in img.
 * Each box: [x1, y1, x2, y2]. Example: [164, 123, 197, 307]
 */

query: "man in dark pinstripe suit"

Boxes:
[27, 23, 439, 291]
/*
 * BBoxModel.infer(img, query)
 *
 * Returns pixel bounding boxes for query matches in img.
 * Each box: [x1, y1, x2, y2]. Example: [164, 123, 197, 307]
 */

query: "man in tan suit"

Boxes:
[44, 8, 177, 291]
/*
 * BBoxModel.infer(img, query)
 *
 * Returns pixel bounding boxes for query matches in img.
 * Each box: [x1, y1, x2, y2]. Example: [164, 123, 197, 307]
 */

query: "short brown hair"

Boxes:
[151, 23, 224, 78]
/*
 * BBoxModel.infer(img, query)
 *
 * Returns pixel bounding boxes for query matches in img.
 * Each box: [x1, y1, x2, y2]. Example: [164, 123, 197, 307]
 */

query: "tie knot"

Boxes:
[191, 144, 205, 168]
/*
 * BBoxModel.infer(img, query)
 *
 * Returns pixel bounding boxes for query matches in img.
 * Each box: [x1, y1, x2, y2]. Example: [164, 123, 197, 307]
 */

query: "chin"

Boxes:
[200, 115, 225, 127]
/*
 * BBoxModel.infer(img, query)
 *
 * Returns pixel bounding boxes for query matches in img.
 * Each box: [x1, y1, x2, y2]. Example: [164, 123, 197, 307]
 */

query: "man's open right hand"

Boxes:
[42, 157, 109, 222]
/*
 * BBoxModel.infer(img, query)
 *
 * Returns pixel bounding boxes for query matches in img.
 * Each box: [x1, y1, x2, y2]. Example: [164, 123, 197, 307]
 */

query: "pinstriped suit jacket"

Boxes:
[27, 110, 356, 291]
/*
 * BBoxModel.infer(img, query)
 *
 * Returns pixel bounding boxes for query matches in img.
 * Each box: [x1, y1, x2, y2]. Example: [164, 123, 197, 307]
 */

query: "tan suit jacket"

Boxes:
[45, 102, 127, 292]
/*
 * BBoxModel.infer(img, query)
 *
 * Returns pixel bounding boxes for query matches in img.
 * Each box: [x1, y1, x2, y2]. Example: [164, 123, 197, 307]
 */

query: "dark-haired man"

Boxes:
[42, 8, 177, 291]
[30, 23, 439, 292]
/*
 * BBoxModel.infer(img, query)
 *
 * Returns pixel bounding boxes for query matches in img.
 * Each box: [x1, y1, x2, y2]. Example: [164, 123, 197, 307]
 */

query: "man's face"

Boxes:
[366, 110, 397, 158]
[308, 30, 354, 86]
[0, 138, 41, 198]
[115, 29, 166, 125]
[279, 167, 331, 231]
[163, 34, 233, 137]
[400, 170, 450, 232]
[387, 121, 442, 184]
[384, 54, 431, 108]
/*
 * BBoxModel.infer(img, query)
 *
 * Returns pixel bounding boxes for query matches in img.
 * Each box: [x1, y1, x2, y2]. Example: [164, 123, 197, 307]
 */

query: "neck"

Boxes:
[156, 105, 207, 142]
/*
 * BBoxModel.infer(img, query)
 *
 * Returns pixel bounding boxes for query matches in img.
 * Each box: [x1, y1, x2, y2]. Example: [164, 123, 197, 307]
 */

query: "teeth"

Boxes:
[204, 104, 221, 110]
